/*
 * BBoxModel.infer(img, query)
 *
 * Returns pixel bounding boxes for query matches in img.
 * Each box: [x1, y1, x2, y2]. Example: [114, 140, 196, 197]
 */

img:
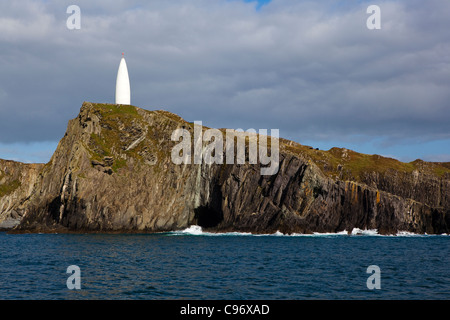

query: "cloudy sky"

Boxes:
[1, 0, 449, 163]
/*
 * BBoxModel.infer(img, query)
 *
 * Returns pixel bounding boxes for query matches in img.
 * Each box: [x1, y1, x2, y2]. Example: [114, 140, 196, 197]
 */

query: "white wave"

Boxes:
[391, 231, 448, 237]
[258, 230, 350, 237]
[263, 231, 285, 236]
[310, 230, 349, 236]
[168, 225, 448, 237]
[179, 225, 203, 235]
[395, 231, 421, 237]
[169, 225, 253, 237]
[350, 228, 380, 236]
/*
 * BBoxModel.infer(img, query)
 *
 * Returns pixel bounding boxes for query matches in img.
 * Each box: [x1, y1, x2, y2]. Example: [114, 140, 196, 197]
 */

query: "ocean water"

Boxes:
[0, 226, 448, 300]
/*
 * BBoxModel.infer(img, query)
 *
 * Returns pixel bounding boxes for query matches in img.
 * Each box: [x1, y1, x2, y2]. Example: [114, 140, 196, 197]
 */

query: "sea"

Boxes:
[0, 226, 449, 301]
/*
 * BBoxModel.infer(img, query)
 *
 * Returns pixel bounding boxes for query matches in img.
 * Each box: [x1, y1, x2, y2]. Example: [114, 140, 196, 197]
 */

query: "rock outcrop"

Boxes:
[0, 160, 44, 229]
[1, 102, 449, 234]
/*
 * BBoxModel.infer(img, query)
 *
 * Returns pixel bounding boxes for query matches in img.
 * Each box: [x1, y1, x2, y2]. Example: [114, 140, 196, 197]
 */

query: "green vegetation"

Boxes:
[154, 110, 186, 123]
[0, 179, 21, 197]
[94, 103, 139, 117]
[89, 133, 111, 157]
[89, 131, 130, 173]
[410, 159, 450, 178]
[329, 148, 415, 178]
[112, 158, 127, 172]
[282, 143, 450, 181]
[433, 164, 450, 177]
[87, 103, 150, 173]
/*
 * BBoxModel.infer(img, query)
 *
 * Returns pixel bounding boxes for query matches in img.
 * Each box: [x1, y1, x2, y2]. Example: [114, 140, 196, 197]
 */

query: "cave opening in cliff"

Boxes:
[194, 205, 223, 229]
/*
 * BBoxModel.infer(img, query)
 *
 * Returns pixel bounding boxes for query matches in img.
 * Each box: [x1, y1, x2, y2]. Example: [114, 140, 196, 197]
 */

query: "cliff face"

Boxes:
[0, 160, 44, 229]
[2, 102, 449, 234]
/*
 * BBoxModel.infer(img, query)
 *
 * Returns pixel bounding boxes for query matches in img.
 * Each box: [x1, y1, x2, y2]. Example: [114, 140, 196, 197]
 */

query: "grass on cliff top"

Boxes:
[154, 110, 188, 124]
[281, 142, 450, 180]
[93, 103, 139, 116]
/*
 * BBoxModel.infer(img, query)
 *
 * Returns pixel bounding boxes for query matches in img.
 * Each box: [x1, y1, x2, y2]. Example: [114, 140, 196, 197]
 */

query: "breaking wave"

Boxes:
[168, 225, 253, 236]
[167, 225, 448, 237]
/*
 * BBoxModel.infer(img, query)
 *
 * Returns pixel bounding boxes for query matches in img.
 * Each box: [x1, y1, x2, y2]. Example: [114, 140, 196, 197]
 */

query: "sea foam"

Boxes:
[168, 225, 448, 237]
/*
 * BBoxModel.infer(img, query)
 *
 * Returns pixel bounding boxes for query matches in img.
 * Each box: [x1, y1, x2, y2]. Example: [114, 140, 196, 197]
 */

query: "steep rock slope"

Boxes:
[0, 160, 44, 229]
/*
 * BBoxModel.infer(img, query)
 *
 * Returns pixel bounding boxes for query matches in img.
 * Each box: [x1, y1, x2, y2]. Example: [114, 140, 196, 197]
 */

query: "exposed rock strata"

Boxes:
[1, 102, 449, 234]
[0, 160, 44, 229]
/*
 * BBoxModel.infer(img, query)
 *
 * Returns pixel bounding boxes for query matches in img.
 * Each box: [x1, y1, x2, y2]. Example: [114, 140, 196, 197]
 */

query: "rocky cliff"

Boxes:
[1, 102, 449, 234]
[0, 159, 44, 230]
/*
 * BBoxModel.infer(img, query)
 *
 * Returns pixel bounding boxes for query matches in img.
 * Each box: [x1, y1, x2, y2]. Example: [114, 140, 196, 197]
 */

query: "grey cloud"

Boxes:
[0, 0, 449, 154]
